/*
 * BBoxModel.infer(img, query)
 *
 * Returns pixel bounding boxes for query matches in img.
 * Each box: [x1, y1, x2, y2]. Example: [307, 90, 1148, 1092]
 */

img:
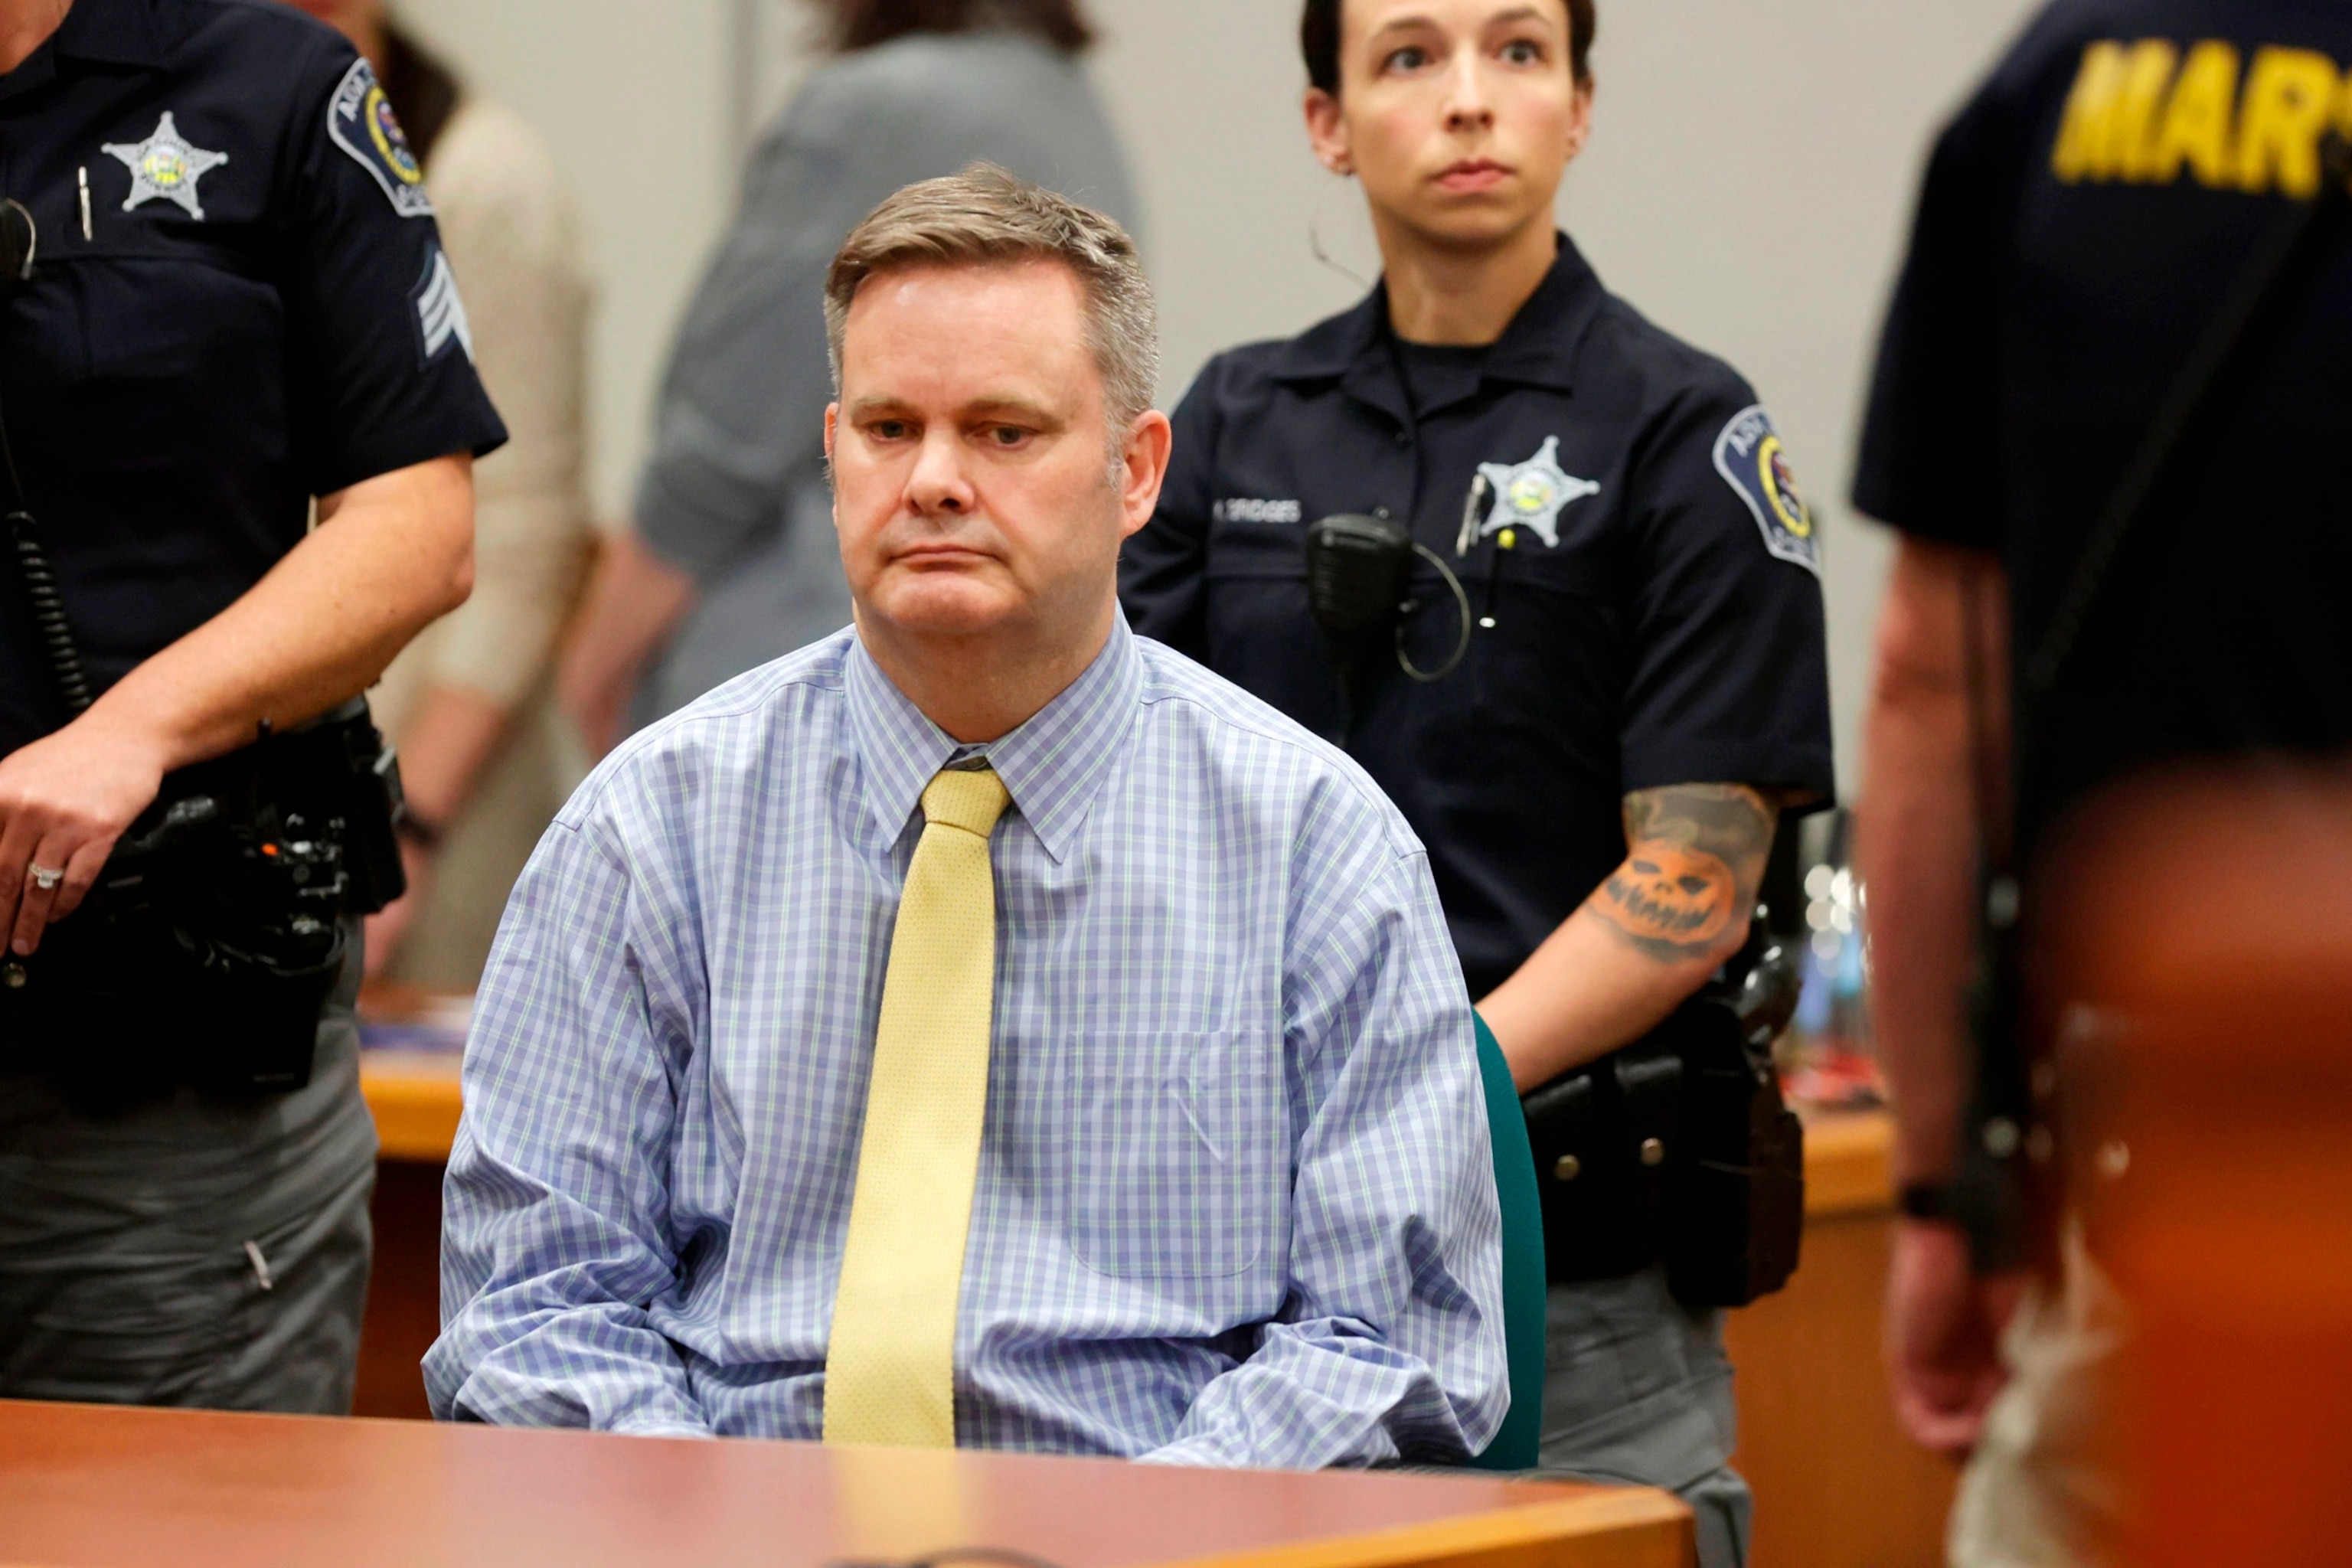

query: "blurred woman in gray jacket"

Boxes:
[559, 0, 1138, 750]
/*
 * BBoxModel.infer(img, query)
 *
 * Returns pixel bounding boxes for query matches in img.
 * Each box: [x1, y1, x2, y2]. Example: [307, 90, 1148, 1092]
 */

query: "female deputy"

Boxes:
[1120, 2, 1831, 1559]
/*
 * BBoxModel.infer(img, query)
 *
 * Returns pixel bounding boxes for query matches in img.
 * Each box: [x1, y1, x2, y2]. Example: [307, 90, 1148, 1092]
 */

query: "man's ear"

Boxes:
[1304, 87, 1354, 177]
[824, 403, 839, 465]
[1118, 410, 1174, 540]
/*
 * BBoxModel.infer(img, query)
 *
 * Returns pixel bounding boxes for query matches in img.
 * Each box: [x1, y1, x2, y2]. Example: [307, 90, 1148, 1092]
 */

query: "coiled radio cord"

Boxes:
[0, 194, 94, 715]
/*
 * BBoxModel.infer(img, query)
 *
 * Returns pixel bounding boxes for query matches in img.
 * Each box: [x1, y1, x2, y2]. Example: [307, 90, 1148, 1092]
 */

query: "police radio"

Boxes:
[1302, 513, 1472, 736]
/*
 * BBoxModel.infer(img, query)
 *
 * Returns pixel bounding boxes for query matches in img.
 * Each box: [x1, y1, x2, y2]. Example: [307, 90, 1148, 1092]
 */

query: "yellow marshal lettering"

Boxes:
[2235, 47, 2344, 197]
[2148, 40, 2243, 188]
[2053, 37, 2351, 196]
[2053, 41, 2165, 181]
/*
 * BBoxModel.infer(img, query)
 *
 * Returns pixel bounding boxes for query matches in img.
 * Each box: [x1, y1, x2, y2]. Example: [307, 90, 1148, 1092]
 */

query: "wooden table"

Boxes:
[354, 1064, 1952, 1567]
[0, 1399, 1689, 1568]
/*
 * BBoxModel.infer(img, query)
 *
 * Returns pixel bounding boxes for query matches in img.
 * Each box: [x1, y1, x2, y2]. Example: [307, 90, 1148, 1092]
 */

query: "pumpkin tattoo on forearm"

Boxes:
[1593, 782, 1778, 962]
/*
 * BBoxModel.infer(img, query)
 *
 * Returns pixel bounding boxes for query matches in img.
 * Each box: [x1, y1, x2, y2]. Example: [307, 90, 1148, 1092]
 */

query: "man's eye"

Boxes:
[871, 420, 912, 440]
[988, 426, 1028, 447]
[1501, 39, 1544, 65]
[1383, 45, 1429, 73]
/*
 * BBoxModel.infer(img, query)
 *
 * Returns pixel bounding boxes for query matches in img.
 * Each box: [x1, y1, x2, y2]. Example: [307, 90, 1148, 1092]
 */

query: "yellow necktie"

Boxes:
[823, 765, 1011, 1448]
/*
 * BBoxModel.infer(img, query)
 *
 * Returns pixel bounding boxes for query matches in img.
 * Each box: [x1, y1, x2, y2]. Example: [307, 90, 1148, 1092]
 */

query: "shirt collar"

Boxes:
[844, 612, 1142, 865]
[54, 0, 168, 69]
[1269, 232, 1607, 407]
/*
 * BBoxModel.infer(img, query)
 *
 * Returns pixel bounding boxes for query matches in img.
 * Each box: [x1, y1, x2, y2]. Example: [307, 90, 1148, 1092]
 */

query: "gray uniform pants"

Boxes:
[1535, 1267, 1753, 1568]
[0, 933, 376, 1412]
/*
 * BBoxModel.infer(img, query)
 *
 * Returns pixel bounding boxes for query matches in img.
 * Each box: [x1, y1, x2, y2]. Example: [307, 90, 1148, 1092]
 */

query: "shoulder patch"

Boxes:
[327, 58, 433, 217]
[1711, 405, 1820, 575]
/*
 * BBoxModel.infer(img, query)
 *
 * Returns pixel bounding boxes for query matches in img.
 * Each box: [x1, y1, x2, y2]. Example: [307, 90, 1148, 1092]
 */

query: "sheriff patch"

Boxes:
[102, 112, 230, 221]
[1473, 436, 1600, 548]
[1712, 406, 1819, 574]
[328, 58, 433, 217]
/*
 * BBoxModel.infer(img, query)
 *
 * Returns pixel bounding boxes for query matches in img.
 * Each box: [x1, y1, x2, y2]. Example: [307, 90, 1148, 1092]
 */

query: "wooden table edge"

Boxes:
[358, 1061, 464, 1163]
[1148, 1487, 1693, 1568]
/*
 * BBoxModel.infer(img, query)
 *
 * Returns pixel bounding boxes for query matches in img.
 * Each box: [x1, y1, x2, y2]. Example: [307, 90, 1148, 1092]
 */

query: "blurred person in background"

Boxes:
[287, 0, 594, 990]
[557, 0, 1137, 754]
[1854, 5, 2352, 1564]
[1122, 1, 1832, 1560]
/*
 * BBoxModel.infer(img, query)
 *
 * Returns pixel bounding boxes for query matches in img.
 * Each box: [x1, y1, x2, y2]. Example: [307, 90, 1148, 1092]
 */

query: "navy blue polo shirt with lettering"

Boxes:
[1854, 0, 2352, 858]
[1122, 238, 1834, 998]
[0, 0, 506, 757]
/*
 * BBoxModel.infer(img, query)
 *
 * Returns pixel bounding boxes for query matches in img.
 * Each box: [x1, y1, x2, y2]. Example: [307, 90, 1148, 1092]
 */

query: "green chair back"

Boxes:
[1466, 1011, 1545, 1471]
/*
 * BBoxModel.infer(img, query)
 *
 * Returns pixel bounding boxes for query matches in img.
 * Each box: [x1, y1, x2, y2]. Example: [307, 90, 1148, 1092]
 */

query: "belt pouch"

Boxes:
[1661, 1001, 1806, 1307]
[1524, 1038, 1684, 1282]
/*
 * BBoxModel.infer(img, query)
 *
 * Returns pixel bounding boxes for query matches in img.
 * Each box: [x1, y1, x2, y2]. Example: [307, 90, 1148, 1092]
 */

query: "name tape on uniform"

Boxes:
[1214, 498, 1304, 524]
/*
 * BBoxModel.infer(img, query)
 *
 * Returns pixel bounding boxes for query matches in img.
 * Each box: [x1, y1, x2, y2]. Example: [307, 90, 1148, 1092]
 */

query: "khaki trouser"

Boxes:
[1949, 1227, 2130, 1568]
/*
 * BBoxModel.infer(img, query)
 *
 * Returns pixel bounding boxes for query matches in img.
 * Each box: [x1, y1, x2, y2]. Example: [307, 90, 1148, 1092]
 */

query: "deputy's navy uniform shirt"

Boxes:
[0, 0, 506, 757]
[1123, 239, 1834, 999]
[1854, 0, 2352, 854]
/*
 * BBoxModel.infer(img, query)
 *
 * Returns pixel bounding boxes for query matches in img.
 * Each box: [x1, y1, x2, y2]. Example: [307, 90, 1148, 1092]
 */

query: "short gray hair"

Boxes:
[824, 165, 1159, 437]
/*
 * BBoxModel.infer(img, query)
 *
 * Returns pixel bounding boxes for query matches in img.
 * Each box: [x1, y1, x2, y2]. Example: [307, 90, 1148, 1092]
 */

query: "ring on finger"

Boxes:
[27, 864, 64, 892]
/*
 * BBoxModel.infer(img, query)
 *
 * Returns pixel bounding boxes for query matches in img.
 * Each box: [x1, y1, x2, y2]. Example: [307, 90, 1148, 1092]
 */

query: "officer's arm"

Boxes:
[1855, 537, 2007, 1190]
[1480, 782, 1779, 1090]
[0, 453, 475, 952]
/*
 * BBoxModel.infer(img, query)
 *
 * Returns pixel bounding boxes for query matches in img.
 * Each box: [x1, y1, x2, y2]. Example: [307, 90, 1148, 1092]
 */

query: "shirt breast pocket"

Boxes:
[1066, 1032, 1282, 1282]
[73, 256, 288, 454]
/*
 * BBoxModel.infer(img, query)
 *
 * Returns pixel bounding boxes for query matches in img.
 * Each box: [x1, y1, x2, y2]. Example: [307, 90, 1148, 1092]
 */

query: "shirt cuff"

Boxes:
[1132, 1433, 1247, 1468]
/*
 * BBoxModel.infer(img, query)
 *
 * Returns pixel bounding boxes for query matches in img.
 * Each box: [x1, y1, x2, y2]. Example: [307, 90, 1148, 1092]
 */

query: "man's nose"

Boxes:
[1442, 51, 1497, 133]
[906, 430, 976, 516]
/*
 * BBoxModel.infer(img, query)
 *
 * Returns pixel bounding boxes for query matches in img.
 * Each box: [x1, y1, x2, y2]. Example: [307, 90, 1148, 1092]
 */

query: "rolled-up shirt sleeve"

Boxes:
[426, 802, 709, 1436]
[1142, 828, 1508, 1469]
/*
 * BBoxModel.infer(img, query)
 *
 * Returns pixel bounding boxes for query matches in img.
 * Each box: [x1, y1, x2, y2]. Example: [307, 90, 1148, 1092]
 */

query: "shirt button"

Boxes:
[1393, 429, 1411, 447]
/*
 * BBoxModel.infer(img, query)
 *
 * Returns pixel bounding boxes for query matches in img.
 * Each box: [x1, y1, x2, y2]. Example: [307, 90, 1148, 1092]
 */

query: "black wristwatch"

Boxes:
[1896, 1181, 1960, 1223]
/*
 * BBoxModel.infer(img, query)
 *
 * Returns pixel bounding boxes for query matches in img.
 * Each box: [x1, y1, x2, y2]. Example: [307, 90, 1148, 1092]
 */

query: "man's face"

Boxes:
[1306, 0, 1591, 249]
[826, 260, 1161, 653]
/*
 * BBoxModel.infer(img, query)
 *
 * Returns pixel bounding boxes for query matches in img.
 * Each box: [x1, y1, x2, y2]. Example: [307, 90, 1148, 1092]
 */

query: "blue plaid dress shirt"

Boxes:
[427, 616, 1506, 1468]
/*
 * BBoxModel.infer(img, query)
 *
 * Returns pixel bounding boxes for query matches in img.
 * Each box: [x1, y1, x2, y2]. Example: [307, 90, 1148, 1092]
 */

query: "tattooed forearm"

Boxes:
[1589, 783, 1779, 964]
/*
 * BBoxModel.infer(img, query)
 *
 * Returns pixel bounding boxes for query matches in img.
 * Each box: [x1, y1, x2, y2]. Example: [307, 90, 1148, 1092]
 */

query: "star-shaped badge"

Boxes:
[1474, 436, 1601, 549]
[102, 112, 230, 221]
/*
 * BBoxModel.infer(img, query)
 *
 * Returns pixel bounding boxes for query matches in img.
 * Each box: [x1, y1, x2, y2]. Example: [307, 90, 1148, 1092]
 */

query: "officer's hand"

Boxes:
[0, 715, 169, 956]
[1883, 1216, 2025, 1458]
